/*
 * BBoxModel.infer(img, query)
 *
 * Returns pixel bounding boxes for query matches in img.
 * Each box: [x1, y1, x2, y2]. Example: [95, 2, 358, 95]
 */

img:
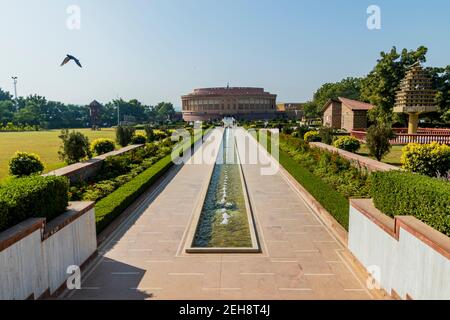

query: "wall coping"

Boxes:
[310, 142, 400, 172]
[43, 201, 95, 240]
[350, 199, 450, 259]
[0, 218, 45, 252]
[0, 201, 95, 252]
[43, 144, 143, 178]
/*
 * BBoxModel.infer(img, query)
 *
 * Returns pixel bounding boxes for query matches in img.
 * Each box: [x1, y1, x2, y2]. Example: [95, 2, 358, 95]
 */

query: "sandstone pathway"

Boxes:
[65, 128, 376, 300]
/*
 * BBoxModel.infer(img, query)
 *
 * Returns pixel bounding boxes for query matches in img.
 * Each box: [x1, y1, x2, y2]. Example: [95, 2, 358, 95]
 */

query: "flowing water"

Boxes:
[192, 127, 252, 248]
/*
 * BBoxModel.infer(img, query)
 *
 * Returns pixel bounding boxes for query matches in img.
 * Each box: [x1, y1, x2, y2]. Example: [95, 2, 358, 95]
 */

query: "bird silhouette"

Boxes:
[60, 54, 82, 68]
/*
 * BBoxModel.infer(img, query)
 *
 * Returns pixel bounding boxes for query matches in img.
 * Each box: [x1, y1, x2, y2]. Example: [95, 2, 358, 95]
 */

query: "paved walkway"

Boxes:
[66, 128, 375, 300]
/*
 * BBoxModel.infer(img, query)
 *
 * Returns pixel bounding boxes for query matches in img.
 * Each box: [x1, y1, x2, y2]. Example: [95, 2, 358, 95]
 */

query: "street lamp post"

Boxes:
[11, 76, 18, 100]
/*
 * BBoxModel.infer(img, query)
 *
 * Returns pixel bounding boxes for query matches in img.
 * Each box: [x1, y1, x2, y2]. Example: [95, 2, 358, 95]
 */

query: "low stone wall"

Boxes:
[44, 144, 143, 183]
[0, 202, 97, 300]
[348, 199, 450, 300]
[310, 142, 400, 172]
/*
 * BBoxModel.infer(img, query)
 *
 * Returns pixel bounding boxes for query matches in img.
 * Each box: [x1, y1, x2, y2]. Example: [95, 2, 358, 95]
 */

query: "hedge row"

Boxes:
[258, 131, 350, 229]
[94, 129, 210, 233]
[0, 176, 69, 232]
[278, 150, 350, 229]
[371, 171, 450, 236]
[95, 155, 173, 233]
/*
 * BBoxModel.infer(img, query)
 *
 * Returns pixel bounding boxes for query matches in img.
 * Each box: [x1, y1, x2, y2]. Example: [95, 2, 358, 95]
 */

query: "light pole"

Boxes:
[11, 76, 18, 100]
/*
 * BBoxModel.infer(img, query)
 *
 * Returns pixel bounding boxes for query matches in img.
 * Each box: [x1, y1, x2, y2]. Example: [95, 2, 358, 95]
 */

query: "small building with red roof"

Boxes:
[322, 97, 374, 132]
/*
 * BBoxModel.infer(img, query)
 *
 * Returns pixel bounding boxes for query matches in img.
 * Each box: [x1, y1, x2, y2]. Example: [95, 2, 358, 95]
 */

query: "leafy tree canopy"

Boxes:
[360, 46, 428, 122]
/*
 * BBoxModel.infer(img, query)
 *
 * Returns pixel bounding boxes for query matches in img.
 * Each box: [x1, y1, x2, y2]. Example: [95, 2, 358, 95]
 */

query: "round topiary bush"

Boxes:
[131, 133, 147, 144]
[401, 142, 450, 177]
[91, 138, 115, 155]
[304, 131, 321, 142]
[9, 151, 45, 177]
[333, 136, 361, 153]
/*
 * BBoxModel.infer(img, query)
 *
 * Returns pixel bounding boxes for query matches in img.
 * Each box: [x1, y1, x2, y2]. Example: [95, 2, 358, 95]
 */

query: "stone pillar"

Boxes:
[408, 113, 419, 134]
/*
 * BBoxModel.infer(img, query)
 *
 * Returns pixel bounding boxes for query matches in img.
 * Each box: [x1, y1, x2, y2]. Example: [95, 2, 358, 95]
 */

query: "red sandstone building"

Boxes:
[322, 97, 374, 132]
[181, 87, 278, 121]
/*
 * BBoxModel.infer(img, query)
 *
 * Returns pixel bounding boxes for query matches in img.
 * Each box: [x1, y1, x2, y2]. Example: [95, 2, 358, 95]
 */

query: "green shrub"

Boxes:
[258, 132, 371, 230]
[131, 133, 147, 144]
[371, 171, 450, 236]
[144, 125, 155, 142]
[9, 151, 44, 176]
[95, 155, 173, 233]
[154, 130, 168, 140]
[91, 138, 115, 155]
[304, 131, 321, 142]
[401, 142, 450, 177]
[318, 127, 335, 145]
[0, 175, 69, 232]
[333, 136, 361, 153]
[282, 126, 293, 135]
[365, 124, 394, 161]
[295, 125, 310, 141]
[58, 129, 92, 164]
[279, 149, 349, 229]
[116, 125, 136, 147]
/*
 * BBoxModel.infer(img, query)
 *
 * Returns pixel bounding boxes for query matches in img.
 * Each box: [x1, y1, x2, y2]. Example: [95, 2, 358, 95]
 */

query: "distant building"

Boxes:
[322, 97, 374, 132]
[88, 100, 103, 128]
[181, 87, 278, 121]
[276, 103, 305, 120]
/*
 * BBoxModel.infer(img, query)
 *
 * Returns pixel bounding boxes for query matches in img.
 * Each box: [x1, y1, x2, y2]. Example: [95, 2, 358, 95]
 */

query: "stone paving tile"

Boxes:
[66, 128, 378, 300]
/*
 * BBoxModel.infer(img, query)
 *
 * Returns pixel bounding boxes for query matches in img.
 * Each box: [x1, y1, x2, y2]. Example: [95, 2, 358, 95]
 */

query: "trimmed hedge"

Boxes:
[279, 150, 350, 229]
[94, 128, 211, 233]
[95, 155, 173, 233]
[91, 138, 115, 155]
[259, 131, 350, 229]
[0, 175, 69, 232]
[333, 136, 360, 153]
[9, 151, 45, 177]
[371, 171, 450, 236]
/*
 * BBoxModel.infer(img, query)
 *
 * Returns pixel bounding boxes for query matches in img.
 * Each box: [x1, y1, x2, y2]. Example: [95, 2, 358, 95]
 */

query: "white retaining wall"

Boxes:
[0, 202, 97, 300]
[348, 200, 450, 300]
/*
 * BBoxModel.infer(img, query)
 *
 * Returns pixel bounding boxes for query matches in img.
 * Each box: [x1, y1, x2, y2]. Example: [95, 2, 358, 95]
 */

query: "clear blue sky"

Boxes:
[0, 0, 449, 110]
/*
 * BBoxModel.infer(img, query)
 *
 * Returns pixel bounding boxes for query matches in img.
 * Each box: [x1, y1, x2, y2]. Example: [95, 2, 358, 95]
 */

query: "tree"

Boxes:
[154, 102, 176, 122]
[0, 88, 12, 101]
[58, 129, 92, 164]
[303, 77, 363, 118]
[0, 100, 15, 124]
[116, 125, 136, 146]
[313, 77, 363, 109]
[360, 46, 428, 122]
[365, 124, 395, 161]
[427, 66, 450, 123]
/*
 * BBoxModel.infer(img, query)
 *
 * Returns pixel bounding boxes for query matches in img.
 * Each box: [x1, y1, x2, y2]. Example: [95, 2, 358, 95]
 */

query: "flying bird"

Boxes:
[60, 54, 82, 68]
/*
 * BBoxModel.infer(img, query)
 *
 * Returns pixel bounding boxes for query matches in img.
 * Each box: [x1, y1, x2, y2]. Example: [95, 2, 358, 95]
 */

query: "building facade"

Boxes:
[181, 87, 278, 122]
[276, 103, 305, 120]
[323, 97, 374, 132]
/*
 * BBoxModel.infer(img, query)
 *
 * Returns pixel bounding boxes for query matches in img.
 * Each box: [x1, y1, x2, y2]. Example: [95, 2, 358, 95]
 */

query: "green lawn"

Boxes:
[357, 144, 404, 167]
[0, 128, 119, 182]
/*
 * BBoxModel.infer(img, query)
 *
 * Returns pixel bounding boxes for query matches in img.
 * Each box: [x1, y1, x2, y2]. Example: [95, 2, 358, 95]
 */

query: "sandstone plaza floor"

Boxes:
[65, 128, 376, 300]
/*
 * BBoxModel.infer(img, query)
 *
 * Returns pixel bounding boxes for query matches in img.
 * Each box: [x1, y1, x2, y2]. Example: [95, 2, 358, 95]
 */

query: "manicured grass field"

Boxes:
[0, 128, 117, 181]
[357, 144, 404, 166]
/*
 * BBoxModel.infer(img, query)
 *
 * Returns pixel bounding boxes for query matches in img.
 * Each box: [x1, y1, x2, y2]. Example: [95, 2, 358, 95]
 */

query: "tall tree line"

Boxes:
[0, 89, 177, 129]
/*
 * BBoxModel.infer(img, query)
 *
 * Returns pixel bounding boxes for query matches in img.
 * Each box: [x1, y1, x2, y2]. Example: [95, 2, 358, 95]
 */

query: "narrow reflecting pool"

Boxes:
[192, 127, 252, 248]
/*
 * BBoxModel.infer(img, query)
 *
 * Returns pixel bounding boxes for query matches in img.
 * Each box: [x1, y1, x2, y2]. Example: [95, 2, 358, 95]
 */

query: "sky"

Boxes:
[0, 0, 449, 110]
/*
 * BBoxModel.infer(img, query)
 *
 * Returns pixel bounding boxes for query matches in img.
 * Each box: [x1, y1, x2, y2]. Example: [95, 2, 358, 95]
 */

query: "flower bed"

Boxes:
[93, 128, 211, 233]
[69, 138, 175, 202]
[259, 131, 371, 229]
